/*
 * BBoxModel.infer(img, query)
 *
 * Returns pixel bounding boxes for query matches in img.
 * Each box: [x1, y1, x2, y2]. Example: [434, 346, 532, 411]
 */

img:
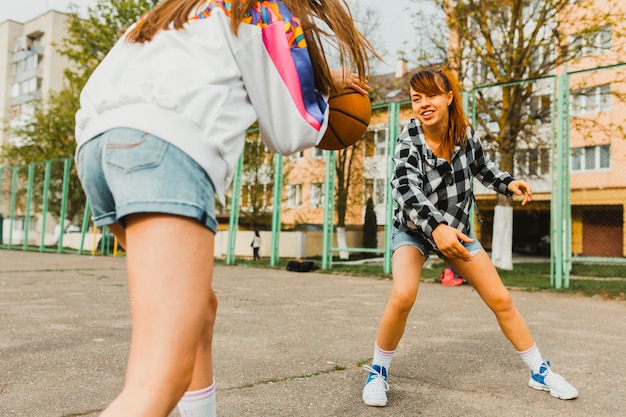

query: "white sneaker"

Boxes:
[362, 364, 389, 407]
[529, 361, 579, 400]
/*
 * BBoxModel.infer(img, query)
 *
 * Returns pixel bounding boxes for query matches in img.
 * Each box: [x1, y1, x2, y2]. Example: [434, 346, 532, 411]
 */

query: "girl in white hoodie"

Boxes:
[75, 1, 372, 416]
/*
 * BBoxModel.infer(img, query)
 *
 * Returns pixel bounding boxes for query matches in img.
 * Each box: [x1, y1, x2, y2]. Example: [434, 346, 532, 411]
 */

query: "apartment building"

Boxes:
[562, 1, 626, 257]
[0, 10, 70, 147]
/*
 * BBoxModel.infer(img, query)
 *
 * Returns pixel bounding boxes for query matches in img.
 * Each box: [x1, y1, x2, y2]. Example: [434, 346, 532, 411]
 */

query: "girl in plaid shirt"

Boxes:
[362, 68, 578, 406]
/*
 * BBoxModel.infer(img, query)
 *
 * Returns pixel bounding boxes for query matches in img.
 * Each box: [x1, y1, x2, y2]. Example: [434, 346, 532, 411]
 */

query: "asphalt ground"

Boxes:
[1, 250, 625, 417]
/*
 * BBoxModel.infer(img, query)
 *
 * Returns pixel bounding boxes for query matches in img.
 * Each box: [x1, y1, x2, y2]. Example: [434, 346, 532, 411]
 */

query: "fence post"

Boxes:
[226, 153, 243, 265]
[322, 151, 336, 269]
[553, 73, 567, 289]
[383, 103, 400, 275]
[0, 166, 3, 245]
[39, 161, 51, 251]
[57, 158, 71, 253]
[8, 167, 18, 249]
[22, 163, 35, 250]
[270, 154, 283, 266]
[79, 200, 91, 254]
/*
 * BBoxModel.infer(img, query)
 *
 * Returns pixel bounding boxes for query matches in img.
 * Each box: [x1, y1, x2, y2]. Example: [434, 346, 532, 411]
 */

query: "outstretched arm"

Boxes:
[508, 180, 533, 206]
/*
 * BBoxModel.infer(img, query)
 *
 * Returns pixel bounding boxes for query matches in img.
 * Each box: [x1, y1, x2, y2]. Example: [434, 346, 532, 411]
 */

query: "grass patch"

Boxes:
[217, 257, 626, 300]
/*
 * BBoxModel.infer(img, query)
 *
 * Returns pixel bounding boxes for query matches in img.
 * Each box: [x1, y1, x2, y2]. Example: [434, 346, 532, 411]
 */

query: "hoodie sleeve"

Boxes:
[234, 0, 329, 155]
[468, 129, 514, 196]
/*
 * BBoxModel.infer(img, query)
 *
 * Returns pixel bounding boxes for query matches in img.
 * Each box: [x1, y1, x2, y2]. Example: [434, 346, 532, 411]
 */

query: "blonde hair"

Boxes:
[125, 0, 373, 96]
[409, 67, 471, 157]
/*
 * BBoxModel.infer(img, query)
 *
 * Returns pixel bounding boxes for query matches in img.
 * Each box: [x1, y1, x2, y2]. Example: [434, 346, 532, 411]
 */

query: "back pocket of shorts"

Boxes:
[104, 133, 168, 173]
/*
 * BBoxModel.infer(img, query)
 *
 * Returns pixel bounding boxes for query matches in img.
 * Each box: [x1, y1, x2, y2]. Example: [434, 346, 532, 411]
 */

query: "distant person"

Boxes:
[361, 67, 578, 407]
[74, 0, 372, 416]
[252, 230, 261, 261]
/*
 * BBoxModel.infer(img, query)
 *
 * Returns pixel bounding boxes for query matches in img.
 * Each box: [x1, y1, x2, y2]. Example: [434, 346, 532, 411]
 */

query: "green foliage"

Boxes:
[362, 197, 377, 249]
[242, 131, 275, 229]
[58, 0, 160, 90]
[1, 0, 158, 223]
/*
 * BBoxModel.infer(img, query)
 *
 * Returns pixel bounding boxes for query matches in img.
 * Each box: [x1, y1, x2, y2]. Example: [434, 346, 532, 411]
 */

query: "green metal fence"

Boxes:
[466, 65, 626, 289]
[2, 67, 625, 287]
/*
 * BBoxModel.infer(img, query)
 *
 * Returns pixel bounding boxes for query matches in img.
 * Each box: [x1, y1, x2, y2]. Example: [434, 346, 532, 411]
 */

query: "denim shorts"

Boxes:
[77, 128, 218, 232]
[391, 226, 483, 258]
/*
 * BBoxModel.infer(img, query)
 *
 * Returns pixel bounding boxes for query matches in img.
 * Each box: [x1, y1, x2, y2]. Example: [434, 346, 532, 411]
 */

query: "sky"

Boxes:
[0, 0, 437, 73]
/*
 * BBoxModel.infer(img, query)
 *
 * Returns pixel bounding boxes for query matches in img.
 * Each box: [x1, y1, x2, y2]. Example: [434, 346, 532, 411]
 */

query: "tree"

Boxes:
[1, 87, 84, 224]
[321, 1, 382, 259]
[241, 131, 275, 230]
[362, 196, 378, 251]
[334, 139, 365, 259]
[2, 0, 158, 225]
[412, 0, 626, 268]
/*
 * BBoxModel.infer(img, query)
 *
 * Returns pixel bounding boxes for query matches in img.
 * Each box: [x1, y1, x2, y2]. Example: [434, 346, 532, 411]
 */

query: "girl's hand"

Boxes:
[331, 68, 370, 94]
[508, 180, 533, 206]
[432, 224, 473, 261]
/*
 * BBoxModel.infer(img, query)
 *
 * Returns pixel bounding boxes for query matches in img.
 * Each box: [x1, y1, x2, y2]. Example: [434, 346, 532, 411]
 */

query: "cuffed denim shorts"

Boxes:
[77, 127, 218, 233]
[391, 226, 483, 258]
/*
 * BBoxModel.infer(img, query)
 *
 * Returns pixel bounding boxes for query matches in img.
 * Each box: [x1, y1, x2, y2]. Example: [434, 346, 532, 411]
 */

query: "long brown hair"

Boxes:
[409, 68, 470, 157]
[125, 0, 374, 96]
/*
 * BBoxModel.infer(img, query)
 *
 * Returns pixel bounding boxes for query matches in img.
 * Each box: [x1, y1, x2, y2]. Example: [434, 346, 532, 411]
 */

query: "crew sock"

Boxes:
[518, 343, 544, 374]
[177, 380, 216, 417]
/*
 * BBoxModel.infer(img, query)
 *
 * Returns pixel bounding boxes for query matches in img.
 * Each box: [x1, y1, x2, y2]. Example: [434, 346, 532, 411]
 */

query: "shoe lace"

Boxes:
[363, 365, 389, 392]
[543, 368, 571, 389]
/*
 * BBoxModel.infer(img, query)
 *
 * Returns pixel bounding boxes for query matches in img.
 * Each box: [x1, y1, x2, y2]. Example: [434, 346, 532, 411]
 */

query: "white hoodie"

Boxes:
[75, 1, 329, 203]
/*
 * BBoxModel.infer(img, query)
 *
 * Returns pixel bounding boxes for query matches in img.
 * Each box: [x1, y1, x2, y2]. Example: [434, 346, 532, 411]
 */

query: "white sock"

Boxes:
[373, 342, 395, 370]
[518, 343, 545, 374]
[177, 380, 216, 417]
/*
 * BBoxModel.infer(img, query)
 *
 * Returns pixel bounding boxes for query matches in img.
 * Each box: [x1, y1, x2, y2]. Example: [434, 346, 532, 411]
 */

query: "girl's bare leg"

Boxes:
[100, 213, 216, 417]
[447, 249, 534, 351]
[375, 246, 427, 351]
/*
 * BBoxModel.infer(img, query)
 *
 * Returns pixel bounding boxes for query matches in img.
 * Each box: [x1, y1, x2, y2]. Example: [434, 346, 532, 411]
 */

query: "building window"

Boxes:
[286, 184, 302, 208]
[364, 179, 374, 202]
[471, 60, 489, 84]
[310, 183, 324, 208]
[569, 25, 611, 58]
[571, 145, 610, 172]
[10, 105, 22, 118]
[289, 150, 304, 160]
[516, 148, 550, 177]
[312, 147, 324, 158]
[364, 178, 387, 205]
[570, 84, 610, 116]
[364, 127, 388, 158]
[375, 178, 386, 205]
[529, 94, 552, 122]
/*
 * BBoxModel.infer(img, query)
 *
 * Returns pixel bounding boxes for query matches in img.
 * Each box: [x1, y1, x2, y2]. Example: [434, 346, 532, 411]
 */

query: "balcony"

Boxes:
[12, 44, 44, 62]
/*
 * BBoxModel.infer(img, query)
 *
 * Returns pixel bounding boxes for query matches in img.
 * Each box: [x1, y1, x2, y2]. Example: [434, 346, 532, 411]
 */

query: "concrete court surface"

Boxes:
[1, 250, 625, 417]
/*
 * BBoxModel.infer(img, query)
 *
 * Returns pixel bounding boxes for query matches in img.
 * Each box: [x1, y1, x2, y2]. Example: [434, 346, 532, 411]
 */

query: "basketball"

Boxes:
[317, 88, 371, 150]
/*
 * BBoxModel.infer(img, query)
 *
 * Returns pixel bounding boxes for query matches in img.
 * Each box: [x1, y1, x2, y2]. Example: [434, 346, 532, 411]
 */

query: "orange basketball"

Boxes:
[317, 88, 371, 150]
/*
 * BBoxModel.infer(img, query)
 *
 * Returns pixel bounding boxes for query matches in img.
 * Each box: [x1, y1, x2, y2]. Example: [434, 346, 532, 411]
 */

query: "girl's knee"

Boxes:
[489, 293, 515, 314]
[389, 290, 417, 314]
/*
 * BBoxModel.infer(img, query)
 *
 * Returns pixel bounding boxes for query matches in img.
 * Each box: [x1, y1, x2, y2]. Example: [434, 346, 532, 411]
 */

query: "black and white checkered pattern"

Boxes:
[391, 119, 514, 254]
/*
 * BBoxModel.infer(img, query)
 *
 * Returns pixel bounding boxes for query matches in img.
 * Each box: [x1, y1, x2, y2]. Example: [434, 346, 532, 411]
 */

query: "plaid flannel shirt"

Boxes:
[391, 119, 515, 254]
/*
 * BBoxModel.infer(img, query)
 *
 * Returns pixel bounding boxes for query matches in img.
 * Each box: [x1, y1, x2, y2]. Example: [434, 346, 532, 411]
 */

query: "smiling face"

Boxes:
[410, 87, 453, 130]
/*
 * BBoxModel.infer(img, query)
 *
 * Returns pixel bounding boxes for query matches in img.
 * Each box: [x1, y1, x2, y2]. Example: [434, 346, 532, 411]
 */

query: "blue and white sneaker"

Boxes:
[529, 361, 578, 400]
[362, 364, 389, 407]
